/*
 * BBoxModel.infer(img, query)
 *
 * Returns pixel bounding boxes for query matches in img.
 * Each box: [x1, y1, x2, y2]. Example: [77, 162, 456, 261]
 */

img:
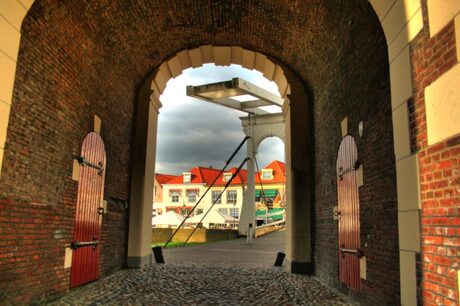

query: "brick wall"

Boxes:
[0, 0, 410, 304]
[100, 199, 129, 277]
[410, 2, 460, 304]
[0, 2, 132, 304]
[310, 4, 400, 305]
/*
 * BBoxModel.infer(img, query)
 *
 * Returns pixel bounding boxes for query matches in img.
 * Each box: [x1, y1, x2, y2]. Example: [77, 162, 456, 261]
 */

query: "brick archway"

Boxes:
[130, 47, 313, 274]
[1, 1, 459, 305]
[150, 46, 291, 102]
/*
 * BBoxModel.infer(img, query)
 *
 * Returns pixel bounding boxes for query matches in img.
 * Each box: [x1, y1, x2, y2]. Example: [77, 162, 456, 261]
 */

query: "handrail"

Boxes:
[163, 136, 249, 248]
[256, 218, 285, 230]
[182, 157, 249, 246]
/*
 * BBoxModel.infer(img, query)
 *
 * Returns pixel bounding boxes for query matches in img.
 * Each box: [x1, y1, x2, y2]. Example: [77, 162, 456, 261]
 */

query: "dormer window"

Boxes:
[261, 169, 273, 180]
[183, 172, 192, 183]
[223, 173, 232, 182]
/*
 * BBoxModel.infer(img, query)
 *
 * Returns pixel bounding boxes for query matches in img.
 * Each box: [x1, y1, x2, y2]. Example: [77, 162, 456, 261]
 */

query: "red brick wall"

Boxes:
[410, 2, 460, 304]
[0, 199, 71, 303]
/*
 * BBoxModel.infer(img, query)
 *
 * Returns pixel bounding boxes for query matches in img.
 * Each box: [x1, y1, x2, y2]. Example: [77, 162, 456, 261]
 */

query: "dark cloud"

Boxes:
[155, 65, 284, 175]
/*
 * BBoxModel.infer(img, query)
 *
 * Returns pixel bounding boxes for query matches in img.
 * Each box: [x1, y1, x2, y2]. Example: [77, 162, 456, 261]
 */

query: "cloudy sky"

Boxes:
[155, 64, 285, 175]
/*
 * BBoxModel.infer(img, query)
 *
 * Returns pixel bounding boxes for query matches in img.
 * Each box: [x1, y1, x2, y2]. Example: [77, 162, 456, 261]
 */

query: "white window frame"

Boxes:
[227, 190, 237, 204]
[212, 190, 222, 204]
[187, 190, 197, 203]
[229, 207, 239, 218]
[183, 172, 192, 183]
[261, 169, 273, 180]
[223, 173, 232, 182]
[218, 208, 228, 216]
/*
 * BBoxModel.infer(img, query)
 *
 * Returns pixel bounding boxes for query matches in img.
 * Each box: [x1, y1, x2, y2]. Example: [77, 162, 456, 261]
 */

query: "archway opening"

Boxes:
[254, 137, 286, 227]
[150, 62, 288, 258]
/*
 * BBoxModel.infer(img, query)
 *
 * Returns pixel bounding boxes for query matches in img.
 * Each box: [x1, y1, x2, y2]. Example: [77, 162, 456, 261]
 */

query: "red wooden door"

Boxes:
[70, 132, 106, 288]
[336, 135, 361, 290]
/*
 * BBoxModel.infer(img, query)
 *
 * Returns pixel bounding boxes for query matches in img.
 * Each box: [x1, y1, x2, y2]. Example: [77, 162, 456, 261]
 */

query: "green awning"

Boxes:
[269, 208, 284, 220]
[255, 189, 278, 197]
[264, 189, 278, 197]
[256, 208, 285, 217]
[271, 214, 284, 220]
[255, 209, 267, 216]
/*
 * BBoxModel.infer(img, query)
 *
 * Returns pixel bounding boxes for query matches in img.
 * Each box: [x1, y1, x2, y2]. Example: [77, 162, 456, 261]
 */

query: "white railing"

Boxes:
[256, 218, 285, 229]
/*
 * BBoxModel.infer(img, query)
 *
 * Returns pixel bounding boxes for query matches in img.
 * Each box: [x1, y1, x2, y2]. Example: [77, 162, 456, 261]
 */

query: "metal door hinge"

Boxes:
[75, 156, 104, 176]
[333, 206, 341, 220]
[340, 245, 363, 258]
[70, 240, 99, 250]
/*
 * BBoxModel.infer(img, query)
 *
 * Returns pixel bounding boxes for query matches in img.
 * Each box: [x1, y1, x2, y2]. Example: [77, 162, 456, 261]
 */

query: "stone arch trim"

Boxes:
[239, 114, 285, 154]
[254, 134, 285, 154]
[149, 46, 291, 103]
[0, 0, 35, 176]
[145, 46, 312, 268]
[369, 2, 423, 305]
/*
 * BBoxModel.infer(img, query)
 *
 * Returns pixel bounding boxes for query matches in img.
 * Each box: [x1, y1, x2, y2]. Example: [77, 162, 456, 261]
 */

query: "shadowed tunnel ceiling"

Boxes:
[7, 0, 388, 204]
[23, 0, 385, 93]
[2, 2, 401, 304]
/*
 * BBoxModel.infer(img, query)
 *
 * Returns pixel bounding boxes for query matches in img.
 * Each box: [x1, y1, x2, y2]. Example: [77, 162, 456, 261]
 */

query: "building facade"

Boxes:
[152, 173, 175, 216]
[157, 162, 285, 222]
[254, 160, 286, 209]
[160, 166, 248, 221]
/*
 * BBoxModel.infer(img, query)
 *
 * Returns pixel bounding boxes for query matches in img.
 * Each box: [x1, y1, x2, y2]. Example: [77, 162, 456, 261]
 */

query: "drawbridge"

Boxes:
[162, 78, 286, 249]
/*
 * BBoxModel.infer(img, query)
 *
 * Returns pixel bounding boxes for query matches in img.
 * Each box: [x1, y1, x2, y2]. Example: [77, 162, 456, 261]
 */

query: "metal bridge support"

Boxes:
[239, 122, 256, 237]
[239, 114, 285, 236]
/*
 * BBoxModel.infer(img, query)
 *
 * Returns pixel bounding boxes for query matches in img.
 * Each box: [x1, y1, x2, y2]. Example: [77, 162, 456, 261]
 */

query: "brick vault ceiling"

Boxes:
[23, 0, 385, 90]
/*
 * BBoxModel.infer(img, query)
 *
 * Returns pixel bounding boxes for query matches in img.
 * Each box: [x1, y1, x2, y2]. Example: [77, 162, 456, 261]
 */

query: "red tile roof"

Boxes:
[213, 167, 248, 186]
[164, 166, 247, 186]
[255, 160, 286, 184]
[165, 166, 220, 185]
[161, 160, 285, 186]
[155, 173, 176, 185]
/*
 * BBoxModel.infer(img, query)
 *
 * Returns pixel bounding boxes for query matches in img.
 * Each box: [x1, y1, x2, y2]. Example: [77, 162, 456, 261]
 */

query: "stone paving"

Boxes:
[50, 230, 353, 305]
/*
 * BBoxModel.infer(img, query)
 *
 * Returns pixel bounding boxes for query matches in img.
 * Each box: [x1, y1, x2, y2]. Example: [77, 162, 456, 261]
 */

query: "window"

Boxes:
[169, 189, 181, 203]
[223, 173, 232, 182]
[180, 208, 189, 216]
[227, 190, 237, 204]
[196, 208, 204, 215]
[218, 208, 228, 216]
[212, 190, 222, 204]
[261, 169, 273, 180]
[187, 190, 197, 202]
[183, 172, 192, 183]
[230, 208, 239, 219]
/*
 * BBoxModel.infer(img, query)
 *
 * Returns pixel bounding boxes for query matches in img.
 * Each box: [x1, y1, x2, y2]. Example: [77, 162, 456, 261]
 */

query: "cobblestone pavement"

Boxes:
[50, 230, 353, 305]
